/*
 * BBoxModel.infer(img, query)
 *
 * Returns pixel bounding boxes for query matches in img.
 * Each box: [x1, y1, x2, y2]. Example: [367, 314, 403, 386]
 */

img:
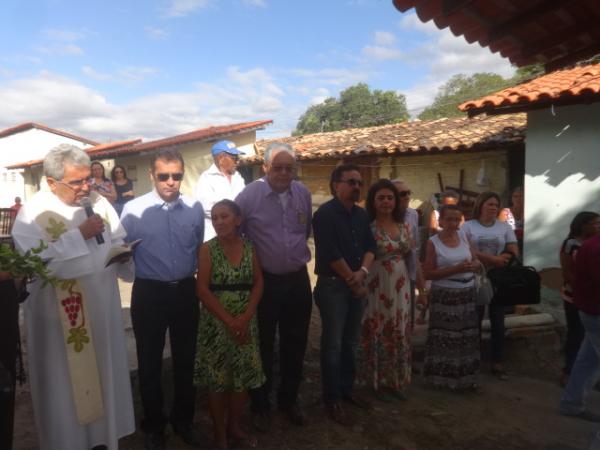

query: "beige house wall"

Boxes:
[17, 131, 258, 201]
[109, 131, 257, 199]
[297, 149, 509, 212]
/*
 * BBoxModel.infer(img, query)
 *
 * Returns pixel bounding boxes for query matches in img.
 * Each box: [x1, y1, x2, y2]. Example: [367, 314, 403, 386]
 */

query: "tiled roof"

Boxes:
[249, 114, 525, 164]
[0, 122, 99, 145]
[6, 120, 273, 169]
[393, 0, 600, 71]
[6, 139, 141, 169]
[90, 120, 273, 159]
[460, 63, 600, 116]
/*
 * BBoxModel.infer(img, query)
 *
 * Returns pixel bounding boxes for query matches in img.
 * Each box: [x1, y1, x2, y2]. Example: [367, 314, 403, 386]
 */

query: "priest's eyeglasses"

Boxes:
[55, 178, 91, 190]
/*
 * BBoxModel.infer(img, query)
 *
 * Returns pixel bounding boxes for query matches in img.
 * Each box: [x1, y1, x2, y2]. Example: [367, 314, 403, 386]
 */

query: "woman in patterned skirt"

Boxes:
[423, 205, 480, 390]
[359, 179, 418, 401]
[195, 199, 265, 449]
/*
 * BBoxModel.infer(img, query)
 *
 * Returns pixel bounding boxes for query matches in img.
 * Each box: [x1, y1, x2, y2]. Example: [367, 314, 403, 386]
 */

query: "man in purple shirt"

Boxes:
[235, 142, 312, 431]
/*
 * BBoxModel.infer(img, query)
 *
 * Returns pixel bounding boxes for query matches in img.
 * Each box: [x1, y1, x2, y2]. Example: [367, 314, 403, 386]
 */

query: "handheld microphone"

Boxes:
[80, 197, 105, 244]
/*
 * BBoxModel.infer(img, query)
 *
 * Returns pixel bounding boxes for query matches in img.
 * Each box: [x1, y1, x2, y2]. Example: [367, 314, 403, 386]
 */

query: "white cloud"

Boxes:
[397, 12, 515, 116]
[285, 67, 371, 86]
[81, 65, 112, 81]
[0, 68, 287, 142]
[42, 28, 85, 42]
[374, 31, 396, 46]
[36, 43, 85, 56]
[36, 28, 87, 56]
[145, 26, 169, 40]
[242, 0, 266, 7]
[362, 45, 402, 61]
[81, 65, 160, 85]
[310, 87, 331, 105]
[0, 66, 13, 77]
[361, 31, 402, 61]
[398, 13, 439, 35]
[163, 0, 212, 17]
[118, 66, 160, 84]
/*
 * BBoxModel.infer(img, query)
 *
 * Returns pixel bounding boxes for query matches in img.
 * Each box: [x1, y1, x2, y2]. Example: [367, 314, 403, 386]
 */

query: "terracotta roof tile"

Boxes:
[6, 120, 273, 169]
[393, 0, 600, 70]
[248, 114, 525, 164]
[460, 63, 600, 115]
[0, 122, 99, 145]
[6, 139, 141, 169]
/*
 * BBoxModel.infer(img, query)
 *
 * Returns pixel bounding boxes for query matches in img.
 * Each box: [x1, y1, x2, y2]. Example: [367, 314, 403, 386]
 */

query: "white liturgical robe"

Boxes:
[11, 191, 135, 450]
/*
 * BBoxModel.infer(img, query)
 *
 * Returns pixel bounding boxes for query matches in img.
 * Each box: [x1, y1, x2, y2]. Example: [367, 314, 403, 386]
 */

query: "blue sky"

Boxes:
[0, 0, 514, 142]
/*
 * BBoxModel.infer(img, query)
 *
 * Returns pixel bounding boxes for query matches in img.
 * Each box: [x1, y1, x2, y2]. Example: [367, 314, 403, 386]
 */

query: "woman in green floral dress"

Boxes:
[195, 199, 264, 449]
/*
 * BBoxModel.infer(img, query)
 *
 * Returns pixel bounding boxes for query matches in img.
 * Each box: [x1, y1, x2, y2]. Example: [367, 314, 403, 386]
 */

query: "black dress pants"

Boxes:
[0, 279, 19, 450]
[251, 266, 312, 412]
[131, 277, 199, 434]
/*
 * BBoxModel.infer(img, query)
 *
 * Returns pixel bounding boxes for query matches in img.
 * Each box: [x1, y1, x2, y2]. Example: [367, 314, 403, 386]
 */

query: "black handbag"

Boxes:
[487, 256, 541, 306]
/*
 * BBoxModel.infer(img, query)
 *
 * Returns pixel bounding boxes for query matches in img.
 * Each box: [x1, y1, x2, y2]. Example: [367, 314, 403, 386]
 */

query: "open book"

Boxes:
[104, 239, 142, 267]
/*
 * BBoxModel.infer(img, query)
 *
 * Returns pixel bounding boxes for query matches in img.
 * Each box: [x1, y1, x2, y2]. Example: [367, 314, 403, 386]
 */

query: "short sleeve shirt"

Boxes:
[312, 197, 377, 277]
[461, 219, 517, 256]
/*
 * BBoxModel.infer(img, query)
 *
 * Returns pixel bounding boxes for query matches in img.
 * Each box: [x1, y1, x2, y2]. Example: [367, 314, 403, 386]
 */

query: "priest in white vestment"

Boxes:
[11, 144, 135, 450]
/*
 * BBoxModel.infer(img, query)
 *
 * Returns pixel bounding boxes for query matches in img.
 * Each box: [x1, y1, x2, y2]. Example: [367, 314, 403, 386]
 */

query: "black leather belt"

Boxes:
[448, 276, 475, 283]
[209, 283, 253, 291]
[136, 277, 194, 287]
[262, 267, 306, 281]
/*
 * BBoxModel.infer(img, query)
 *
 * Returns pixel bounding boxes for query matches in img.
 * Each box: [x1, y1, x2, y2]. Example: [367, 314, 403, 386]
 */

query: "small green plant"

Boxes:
[0, 241, 57, 286]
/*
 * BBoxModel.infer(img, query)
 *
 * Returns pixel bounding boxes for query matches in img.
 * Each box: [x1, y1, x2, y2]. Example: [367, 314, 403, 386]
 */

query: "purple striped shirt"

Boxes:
[235, 177, 312, 274]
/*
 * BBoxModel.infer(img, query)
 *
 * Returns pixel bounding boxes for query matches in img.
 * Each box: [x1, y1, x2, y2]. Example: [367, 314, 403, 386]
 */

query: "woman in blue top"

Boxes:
[461, 192, 518, 379]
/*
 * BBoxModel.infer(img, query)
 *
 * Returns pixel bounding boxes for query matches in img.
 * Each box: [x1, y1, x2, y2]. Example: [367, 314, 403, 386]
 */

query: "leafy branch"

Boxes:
[0, 241, 57, 287]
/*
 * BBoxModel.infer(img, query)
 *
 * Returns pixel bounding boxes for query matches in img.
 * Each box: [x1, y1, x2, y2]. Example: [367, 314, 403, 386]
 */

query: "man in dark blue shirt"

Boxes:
[312, 163, 376, 426]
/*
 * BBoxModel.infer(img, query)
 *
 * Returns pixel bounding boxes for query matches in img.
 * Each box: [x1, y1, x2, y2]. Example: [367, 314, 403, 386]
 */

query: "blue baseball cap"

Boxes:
[211, 140, 245, 156]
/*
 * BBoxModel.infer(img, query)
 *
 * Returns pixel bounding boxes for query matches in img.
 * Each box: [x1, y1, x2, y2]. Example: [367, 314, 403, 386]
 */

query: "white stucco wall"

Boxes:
[0, 128, 92, 205]
[525, 103, 600, 269]
[114, 131, 256, 199]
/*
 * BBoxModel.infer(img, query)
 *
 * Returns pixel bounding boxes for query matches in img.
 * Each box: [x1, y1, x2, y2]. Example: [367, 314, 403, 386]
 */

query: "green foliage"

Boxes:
[294, 83, 409, 136]
[417, 64, 547, 120]
[0, 241, 57, 286]
[418, 73, 512, 120]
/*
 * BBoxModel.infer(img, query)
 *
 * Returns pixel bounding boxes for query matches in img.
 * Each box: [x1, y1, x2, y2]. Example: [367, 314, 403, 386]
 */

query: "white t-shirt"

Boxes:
[195, 163, 246, 241]
[461, 219, 517, 256]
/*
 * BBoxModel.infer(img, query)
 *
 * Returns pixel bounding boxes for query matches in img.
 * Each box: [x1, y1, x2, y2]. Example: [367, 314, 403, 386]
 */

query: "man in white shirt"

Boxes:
[195, 140, 246, 241]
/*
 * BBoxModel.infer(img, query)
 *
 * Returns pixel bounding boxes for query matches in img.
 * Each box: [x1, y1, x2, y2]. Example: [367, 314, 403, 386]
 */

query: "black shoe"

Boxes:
[281, 404, 306, 426]
[326, 402, 354, 426]
[144, 432, 166, 450]
[561, 409, 600, 423]
[173, 425, 202, 446]
[252, 411, 271, 433]
[342, 393, 372, 410]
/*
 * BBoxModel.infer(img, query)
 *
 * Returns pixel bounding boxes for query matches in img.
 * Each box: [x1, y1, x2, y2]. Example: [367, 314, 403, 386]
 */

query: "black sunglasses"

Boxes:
[398, 190, 412, 197]
[156, 172, 183, 182]
[340, 179, 363, 187]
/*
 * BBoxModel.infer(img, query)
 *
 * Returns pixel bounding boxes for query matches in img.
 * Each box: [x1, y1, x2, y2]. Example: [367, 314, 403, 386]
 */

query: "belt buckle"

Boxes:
[167, 280, 179, 287]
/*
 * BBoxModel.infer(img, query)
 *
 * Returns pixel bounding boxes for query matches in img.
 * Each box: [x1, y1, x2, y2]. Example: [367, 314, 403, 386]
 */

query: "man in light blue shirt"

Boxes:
[121, 149, 204, 450]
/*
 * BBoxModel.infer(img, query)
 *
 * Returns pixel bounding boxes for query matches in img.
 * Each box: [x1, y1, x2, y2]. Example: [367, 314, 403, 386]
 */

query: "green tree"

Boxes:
[418, 73, 512, 120]
[293, 83, 409, 136]
[417, 64, 547, 120]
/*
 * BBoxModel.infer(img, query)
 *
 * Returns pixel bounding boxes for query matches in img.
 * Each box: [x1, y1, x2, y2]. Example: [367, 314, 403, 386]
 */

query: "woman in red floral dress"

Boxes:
[358, 179, 415, 401]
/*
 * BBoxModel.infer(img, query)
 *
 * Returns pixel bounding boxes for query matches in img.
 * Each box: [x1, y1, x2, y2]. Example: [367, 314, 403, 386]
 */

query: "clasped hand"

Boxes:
[456, 260, 478, 273]
[227, 314, 250, 345]
[346, 270, 367, 299]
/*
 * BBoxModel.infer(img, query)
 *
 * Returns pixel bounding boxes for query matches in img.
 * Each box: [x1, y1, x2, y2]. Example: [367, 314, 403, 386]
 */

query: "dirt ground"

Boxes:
[12, 300, 600, 450]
